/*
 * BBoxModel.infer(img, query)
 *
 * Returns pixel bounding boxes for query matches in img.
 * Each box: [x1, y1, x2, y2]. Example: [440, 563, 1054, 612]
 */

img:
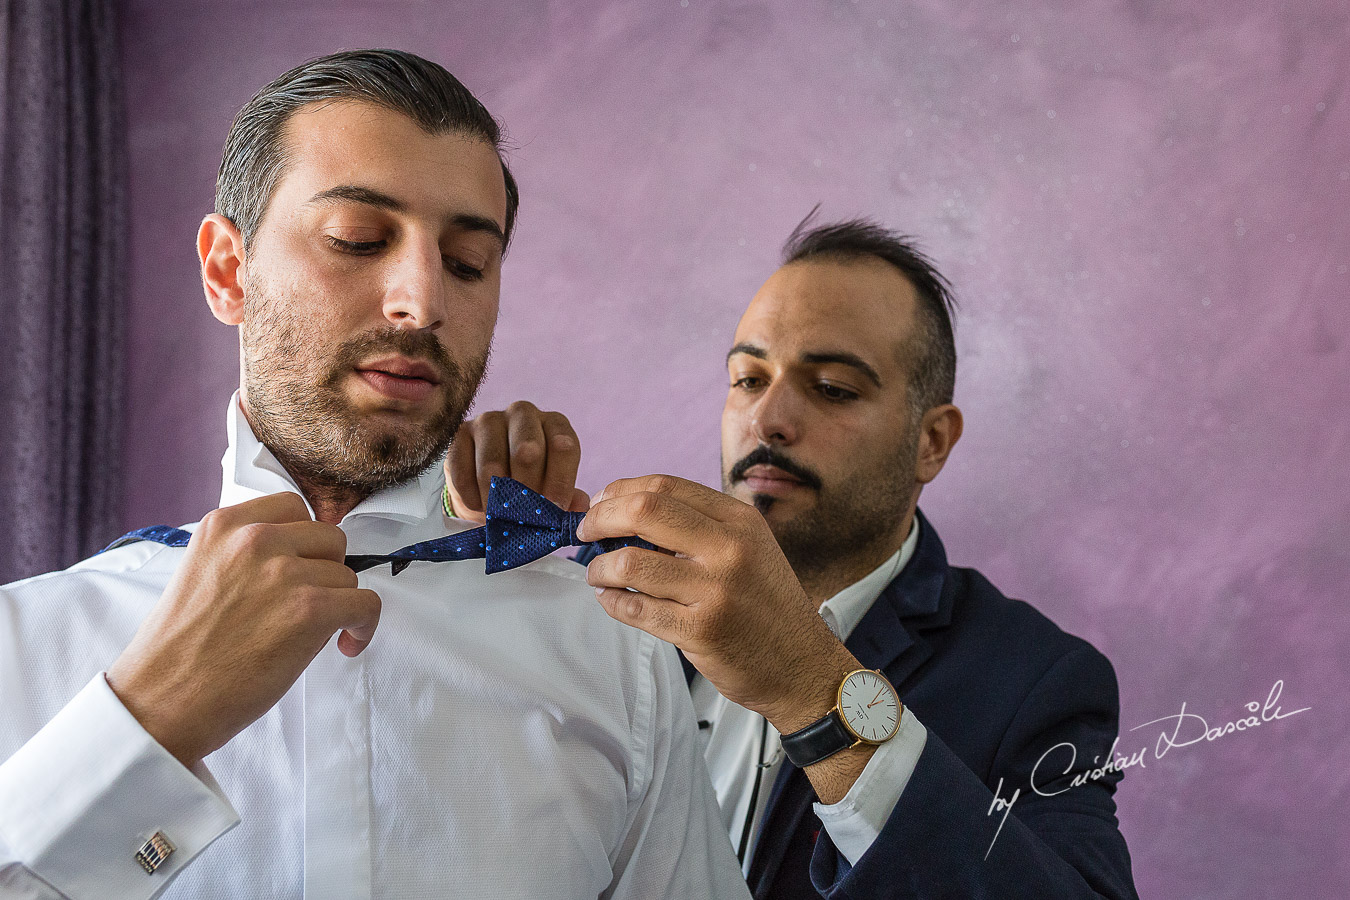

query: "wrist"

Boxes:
[761, 649, 862, 735]
[779, 665, 901, 777]
[106, 666, 203, 770]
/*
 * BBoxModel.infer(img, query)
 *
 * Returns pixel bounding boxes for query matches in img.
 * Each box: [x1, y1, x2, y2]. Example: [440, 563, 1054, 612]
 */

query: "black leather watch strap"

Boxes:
[779, 708, 857, 768]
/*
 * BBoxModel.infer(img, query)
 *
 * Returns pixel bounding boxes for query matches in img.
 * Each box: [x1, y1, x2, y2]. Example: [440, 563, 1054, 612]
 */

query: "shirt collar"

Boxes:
[818, 515, 921, 643]
[218, 392, 444, 526]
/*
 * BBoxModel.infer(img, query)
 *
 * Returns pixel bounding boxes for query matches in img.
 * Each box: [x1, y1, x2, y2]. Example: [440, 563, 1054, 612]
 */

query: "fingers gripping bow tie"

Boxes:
[346, 476, 656, 574]
[103, 476, 656, 577]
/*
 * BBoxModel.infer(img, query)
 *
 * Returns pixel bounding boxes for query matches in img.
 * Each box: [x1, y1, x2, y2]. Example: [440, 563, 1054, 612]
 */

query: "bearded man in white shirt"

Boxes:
[0, 49, 748, 900]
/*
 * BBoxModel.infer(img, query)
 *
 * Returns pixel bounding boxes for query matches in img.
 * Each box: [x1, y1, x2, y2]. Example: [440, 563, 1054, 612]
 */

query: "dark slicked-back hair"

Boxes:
[216, 49, 518, 250]
[782, 211, 957, 421]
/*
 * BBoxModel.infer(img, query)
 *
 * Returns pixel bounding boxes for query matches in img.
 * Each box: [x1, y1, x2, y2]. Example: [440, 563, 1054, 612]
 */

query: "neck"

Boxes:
[795, 550, 891, 606]
[288, 476, 371, 526]
[236, 392, 371, 525]
[793, 508, 916, 606]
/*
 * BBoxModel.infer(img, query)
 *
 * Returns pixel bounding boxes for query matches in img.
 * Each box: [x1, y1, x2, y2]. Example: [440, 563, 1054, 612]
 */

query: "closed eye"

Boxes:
[817, 383, 858, 402]
[445, 257, 485, 282]
[326, 236, 385, 255]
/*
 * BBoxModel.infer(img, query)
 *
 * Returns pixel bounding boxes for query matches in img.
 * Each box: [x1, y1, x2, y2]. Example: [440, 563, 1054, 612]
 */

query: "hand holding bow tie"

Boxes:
[444, 405, 875, 804]
[578, 476, 861, 737]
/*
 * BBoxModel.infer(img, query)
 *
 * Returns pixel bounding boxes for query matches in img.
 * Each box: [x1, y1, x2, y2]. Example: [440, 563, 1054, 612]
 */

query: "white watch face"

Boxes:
[838, 670, 900, 743]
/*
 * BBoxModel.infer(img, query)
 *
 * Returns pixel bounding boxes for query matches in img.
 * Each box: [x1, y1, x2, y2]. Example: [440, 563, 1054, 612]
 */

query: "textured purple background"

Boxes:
[119, 1, 1349, 895]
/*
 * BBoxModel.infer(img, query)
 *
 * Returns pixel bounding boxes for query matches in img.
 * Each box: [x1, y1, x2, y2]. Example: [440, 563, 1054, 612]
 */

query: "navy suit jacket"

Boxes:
[746, 510, 1139, 899]
[577, 510, 1138, 898]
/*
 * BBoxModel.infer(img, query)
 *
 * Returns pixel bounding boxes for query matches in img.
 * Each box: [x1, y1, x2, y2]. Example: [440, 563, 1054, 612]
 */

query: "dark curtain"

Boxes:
[0, 0, 125, 583]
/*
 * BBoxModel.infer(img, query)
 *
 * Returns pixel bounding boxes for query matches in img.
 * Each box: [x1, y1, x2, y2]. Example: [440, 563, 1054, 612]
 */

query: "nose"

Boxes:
[750, 379, 800, 445]
[382, 238, 447, 331]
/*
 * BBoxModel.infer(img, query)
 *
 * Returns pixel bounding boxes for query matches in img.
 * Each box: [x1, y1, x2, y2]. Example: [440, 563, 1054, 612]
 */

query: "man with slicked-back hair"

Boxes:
[0, 50, 748, 900]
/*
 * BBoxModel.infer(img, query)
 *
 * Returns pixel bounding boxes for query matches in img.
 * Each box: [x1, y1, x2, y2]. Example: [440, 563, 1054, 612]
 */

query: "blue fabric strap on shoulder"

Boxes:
[101, 476, 656, 577]
[103, 524, 193, 552]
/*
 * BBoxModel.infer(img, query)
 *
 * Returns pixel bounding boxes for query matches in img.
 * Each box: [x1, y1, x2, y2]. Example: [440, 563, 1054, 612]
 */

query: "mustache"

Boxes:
[728, 445, 823, 491]
[329, 327, 458, 385]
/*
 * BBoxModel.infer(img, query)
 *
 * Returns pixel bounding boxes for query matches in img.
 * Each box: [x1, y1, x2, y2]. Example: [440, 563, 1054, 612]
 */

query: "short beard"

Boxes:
[768, 464, 912, 584]
[724, 422, 920, 586]
[242, 300, 486, 509]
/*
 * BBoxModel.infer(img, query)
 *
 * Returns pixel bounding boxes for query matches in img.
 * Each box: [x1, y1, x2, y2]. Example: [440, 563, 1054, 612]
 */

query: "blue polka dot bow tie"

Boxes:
[102, 476, 656, 576]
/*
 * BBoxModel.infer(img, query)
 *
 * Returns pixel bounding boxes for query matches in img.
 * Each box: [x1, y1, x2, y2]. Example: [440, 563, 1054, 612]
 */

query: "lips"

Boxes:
[354, 356, 443, 403]
[740, 464, 807, 495]
[358, 356, 442, 383]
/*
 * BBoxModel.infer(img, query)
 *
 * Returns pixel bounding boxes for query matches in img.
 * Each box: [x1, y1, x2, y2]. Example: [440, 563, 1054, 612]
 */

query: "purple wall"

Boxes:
[120, 1, 1350, 895]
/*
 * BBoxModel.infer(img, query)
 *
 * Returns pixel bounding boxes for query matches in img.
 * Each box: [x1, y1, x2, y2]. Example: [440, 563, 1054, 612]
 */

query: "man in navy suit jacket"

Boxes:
[446, 217, 1138, 898]
[748, 508, 1136, 898]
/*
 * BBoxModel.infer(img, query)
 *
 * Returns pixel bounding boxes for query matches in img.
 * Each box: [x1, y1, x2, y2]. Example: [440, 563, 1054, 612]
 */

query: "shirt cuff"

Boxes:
[0, 674, 240, 900]
[812, 706, 927, 866]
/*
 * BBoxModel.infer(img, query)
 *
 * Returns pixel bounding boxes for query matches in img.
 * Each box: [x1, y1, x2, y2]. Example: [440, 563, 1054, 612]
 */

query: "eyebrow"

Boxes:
[307, 184, 506, 250]
[308, 184, 407, 211]
[726, 343, 883, 388]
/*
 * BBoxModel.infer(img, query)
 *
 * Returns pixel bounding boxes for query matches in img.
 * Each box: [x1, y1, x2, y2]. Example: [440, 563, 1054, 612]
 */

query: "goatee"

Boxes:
[244, 321, 487, 503]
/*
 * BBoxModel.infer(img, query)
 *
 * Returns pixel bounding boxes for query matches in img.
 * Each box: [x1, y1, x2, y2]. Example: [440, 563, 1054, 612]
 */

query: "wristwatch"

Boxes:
[779, 669, 902, 767]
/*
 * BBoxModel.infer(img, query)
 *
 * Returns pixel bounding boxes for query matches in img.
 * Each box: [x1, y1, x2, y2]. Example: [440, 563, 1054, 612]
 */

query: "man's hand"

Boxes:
[106, 492, 382, 770]
[444, 401, 590, 524]
[578, 475, 861, 736]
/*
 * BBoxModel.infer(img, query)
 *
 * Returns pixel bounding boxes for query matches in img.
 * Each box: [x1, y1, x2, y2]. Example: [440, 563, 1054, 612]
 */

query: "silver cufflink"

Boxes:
[135, 831, 175, 874]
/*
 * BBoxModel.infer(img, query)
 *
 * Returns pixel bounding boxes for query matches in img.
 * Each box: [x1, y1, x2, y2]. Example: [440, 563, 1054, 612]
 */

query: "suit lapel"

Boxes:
[751, 510, 957, 893]
[847, 509, 954, 681]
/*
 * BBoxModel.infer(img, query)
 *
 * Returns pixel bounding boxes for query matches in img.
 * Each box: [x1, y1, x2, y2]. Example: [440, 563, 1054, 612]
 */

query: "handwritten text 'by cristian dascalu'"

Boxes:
[982, 679, 1310, 858]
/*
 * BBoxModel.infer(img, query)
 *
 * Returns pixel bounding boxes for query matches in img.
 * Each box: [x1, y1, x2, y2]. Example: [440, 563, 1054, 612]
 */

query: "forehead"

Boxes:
[265, 100, 507, 229]
[732, 257, 919, 369]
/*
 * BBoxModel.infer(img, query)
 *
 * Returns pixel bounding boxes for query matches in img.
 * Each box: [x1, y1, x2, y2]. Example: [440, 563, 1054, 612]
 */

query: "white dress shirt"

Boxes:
[694, 518, 929, 872]
[0, 397, 749, 900]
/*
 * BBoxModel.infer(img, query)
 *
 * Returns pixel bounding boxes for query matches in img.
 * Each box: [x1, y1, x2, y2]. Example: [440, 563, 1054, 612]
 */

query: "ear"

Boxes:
[198, 214, 247, 325]
[914, 404, 964, 485]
